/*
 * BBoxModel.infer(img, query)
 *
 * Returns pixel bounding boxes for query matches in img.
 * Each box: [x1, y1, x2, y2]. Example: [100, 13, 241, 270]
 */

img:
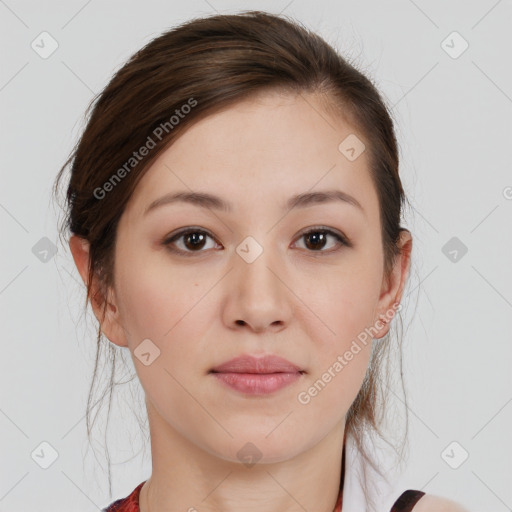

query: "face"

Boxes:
[81, 90, 407, 464]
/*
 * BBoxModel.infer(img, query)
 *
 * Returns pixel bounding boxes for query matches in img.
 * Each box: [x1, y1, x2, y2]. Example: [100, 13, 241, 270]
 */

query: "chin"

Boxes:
[201, 432, 305, 466]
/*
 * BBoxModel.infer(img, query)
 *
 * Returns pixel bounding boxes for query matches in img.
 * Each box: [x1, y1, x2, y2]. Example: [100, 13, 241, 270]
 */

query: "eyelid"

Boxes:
[295, 225, 351, 246]
[162, 225, 351, 256]
[162, 227, 220, 257]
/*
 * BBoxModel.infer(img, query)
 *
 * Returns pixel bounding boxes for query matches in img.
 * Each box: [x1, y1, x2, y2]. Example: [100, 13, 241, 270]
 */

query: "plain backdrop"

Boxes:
[1, 1, 511, 511]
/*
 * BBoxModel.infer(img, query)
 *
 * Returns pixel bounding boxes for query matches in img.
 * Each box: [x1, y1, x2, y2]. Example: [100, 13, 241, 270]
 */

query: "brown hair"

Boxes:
[53, 9, 412, 504]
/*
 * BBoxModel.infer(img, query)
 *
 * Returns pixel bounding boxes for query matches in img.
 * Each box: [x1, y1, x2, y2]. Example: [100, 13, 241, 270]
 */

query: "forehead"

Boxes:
[125, 90, 379, 220]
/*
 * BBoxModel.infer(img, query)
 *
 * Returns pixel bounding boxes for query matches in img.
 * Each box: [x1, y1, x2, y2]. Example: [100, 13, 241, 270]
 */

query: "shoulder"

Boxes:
[412, 493, 470, 512]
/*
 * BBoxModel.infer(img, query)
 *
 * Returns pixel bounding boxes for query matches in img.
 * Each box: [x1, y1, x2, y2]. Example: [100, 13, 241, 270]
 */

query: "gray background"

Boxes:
[1, 0, 511, 510]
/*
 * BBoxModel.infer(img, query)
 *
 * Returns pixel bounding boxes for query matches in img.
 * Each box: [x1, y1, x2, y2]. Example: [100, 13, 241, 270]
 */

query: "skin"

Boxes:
[69, 89, 466, 512]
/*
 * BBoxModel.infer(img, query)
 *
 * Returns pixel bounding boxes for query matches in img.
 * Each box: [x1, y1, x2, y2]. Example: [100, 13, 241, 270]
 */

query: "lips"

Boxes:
[209, 354, 305, 395]
[209, 354, 304, 374]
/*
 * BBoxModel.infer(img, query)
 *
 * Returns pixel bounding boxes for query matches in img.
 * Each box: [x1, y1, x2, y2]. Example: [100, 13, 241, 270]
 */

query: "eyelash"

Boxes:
[162, 226, 351, 257]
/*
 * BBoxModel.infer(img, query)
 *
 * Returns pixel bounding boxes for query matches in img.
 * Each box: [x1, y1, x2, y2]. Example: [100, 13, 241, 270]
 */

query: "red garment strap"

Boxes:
[390, 490, 425, 512]
[103, 481, 145, 511]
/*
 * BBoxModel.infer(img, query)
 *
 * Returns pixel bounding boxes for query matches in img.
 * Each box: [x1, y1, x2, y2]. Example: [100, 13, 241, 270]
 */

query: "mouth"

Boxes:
[209, 354, 305, 395]
[209, 371, 304, 395]
[209, 370, 306, 374]
[209, 353, 304, 374]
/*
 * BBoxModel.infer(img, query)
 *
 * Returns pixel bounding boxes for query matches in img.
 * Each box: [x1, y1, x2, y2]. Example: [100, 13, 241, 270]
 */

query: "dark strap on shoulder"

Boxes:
[390, 490, 425, 512]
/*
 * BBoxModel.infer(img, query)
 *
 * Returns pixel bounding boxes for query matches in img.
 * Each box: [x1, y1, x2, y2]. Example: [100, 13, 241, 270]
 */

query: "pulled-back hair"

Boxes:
[53, 10, 412, 505]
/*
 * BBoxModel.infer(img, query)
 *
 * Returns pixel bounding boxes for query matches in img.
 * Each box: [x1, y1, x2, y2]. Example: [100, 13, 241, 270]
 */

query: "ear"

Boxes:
[69, 235, 128, 347]
[373, 229, 413, 339]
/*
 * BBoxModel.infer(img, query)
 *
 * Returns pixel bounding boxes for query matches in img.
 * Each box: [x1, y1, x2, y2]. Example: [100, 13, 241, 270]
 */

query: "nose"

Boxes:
[222, 243, 294, 334]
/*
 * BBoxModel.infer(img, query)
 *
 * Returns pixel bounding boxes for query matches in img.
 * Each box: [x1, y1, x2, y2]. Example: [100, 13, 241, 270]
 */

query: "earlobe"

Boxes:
[68, 235, 128, 348]
[374, 230, 413, 339]
[100, 287, 129, 348]
[374, 314, 391, 339]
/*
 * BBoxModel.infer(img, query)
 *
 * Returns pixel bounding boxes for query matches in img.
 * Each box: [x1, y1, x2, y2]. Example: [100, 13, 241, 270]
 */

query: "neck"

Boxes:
[139, 401, 346, 512]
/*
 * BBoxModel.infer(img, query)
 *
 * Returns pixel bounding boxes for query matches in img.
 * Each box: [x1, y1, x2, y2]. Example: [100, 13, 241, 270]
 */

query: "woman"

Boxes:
[54, 10, 468, 512]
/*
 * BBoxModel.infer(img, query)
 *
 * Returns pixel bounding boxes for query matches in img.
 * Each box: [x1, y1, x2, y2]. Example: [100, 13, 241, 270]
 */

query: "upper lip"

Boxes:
[210, 354, 304, 374]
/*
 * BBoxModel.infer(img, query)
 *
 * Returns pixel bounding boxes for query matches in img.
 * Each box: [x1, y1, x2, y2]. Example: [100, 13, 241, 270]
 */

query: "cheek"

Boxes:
[308, 262, 382, 347]
[297, 288, 374, 420]
[114, 245, 204, 340]
[299, 344, 372, 423]
[298, 260, 380, 403]
[113, 253, 210, 411]
[113, 246, 218, 393]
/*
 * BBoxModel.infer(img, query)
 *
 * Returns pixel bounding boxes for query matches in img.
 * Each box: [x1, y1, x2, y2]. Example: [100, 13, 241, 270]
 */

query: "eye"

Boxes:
[293, 227, 350, 253]
[162, 228, 220, 256]
[162, 226, 351, 257]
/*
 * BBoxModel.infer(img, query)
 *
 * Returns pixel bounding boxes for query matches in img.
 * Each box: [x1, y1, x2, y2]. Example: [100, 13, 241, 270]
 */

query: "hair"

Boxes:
[53, 9, 413, 507]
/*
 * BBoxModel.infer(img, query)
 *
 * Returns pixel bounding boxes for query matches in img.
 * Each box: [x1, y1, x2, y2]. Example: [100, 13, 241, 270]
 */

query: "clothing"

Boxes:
[102, 481, 425, 511]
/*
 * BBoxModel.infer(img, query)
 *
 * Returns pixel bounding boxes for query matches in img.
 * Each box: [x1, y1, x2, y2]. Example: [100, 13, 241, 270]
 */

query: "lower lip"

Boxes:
[211, 372, 302, 395]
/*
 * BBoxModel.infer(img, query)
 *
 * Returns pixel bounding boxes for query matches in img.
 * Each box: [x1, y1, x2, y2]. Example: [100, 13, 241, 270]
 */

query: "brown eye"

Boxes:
[304, 231, 329, 250]
[163, 228, 219, 256]
[182, 231, 207, 250]
[162, 226, 350, 258]
[295, 228, 349, 253]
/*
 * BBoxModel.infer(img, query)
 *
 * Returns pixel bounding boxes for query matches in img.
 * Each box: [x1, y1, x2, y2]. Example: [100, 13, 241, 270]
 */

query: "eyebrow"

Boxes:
[143, 189, 365, 216]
